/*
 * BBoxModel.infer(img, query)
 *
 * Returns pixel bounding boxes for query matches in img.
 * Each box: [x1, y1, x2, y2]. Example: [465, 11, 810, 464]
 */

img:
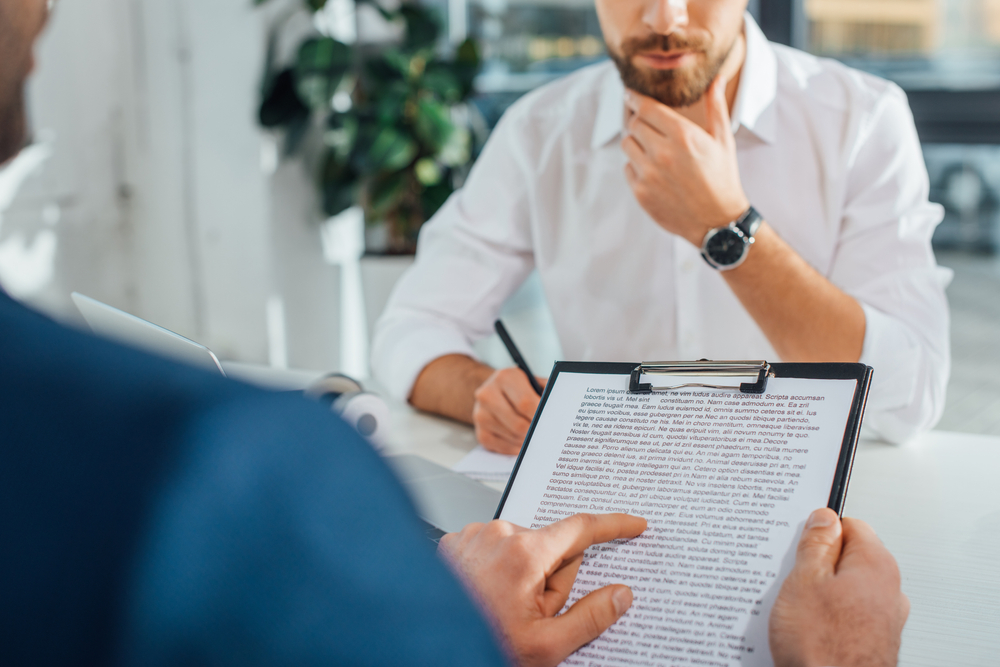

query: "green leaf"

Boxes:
[369, 171, 409, 218]
[321, 149, 360, 216]
[437, 125, 470, 167]
[324, 112, 359, 160]
[414, 98, 455, 152]
[283, 115, 311, 156]
[259, 68, 310, 129]
[305, 0, 328, 10]
[421, 181, 454, 219]
[295, 37, 352, 111]
[355, 0, 394, 21]
[453, 38, 482, 97]
[421, 68, 461, 103]
[368, 126, 418, 173]
[381, 49, 412, 77]
[414, 157, 442, 186]
[374, 81, 409, 125]
[400, 4, 441, 51]
[456, 38, 481, 66]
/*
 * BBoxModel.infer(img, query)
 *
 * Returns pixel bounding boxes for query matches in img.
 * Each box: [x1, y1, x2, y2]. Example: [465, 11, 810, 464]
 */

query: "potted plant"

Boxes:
[256, 0, 481, 255]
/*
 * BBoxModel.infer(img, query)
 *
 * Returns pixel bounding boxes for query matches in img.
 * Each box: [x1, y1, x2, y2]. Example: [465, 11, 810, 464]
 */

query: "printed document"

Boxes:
[498, 371, 857, 667]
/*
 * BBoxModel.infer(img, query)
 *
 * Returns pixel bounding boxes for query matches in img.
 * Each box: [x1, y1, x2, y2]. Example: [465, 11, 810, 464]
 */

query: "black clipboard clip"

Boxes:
[629, 360, 772, 395]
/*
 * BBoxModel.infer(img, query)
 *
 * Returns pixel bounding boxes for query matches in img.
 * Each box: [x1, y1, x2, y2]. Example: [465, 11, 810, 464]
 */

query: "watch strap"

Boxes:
[735, 206, 762, 240]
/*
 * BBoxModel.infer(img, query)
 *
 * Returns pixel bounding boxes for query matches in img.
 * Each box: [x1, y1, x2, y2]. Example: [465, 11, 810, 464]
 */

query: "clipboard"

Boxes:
[495, 360, 873, 520]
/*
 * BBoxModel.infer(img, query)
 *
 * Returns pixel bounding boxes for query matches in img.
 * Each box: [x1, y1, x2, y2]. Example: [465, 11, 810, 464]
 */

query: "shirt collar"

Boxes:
[591, 12, 779, 150]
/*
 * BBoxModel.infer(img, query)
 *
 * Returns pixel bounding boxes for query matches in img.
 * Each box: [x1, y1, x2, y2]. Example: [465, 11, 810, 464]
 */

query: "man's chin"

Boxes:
[628, 76, 708, 109]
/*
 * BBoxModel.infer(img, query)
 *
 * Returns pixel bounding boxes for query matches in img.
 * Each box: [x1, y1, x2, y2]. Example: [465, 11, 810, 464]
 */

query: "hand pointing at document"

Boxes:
[439, 513, 647, 667]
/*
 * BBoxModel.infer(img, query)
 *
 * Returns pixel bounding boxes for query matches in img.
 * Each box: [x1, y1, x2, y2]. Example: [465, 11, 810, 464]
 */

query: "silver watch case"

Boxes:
[700, 223, 755, 271]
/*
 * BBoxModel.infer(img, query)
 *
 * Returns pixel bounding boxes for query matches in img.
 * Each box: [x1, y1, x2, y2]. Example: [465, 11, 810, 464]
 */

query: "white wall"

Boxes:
[0, 0, 342, 371]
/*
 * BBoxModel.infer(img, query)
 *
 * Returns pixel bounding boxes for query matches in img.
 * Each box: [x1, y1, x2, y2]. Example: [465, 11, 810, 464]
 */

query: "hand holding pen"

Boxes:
[468, 320, 547, 455]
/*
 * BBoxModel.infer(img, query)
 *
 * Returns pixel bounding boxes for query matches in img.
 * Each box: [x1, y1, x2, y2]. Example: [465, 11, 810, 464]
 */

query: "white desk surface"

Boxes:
[380, 398, 1000, 667]
[225, 364, 1000, 666]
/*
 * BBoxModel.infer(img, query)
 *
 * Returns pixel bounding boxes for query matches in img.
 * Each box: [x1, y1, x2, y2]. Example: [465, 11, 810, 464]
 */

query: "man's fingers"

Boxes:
[621, 137, 648, 176]
[540, 513, 648, 563]
[624, 115, 663, 154]
[839, 517, 900, 584]
[839, 516, 882, 554]
[438, 521, 486, 559]
[546, 585, 633, 659]
[475, 388, 532, 440]
[475, 425, 522, 455]
[794, 508, 844, 579]
[475, 404, 526, 444]
[499, 376, 541, 421]
[541, 554, 585, 616]
[624, 88, 688, 137]
[704, 76, 732, 141]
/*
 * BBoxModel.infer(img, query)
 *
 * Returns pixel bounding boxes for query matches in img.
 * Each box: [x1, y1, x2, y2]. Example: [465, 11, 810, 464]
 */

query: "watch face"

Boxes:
[705, 228, 746, 266]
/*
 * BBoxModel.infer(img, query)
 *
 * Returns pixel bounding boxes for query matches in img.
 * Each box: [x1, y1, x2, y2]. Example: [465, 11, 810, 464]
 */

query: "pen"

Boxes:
[494, 319, 544, 396]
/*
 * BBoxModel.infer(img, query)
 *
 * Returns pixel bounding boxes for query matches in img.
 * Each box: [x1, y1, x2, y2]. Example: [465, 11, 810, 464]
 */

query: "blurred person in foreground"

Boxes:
[373, 0, 950, 453]
[0, 1, 906, 665]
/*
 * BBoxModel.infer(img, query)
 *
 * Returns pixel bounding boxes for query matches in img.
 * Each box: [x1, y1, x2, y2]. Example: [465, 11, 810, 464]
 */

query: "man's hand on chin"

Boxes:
[621, 77, 750, 247]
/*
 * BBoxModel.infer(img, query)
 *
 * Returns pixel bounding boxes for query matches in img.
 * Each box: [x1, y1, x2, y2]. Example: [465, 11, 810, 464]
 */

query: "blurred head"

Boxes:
[0, 0, 49, 165]
[596, 0, 748, 107]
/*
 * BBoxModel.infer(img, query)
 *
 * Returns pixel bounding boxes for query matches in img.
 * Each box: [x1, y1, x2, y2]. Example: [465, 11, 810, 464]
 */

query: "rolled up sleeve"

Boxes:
[371, 113, 536, 400]
[831, 83, 951, 443]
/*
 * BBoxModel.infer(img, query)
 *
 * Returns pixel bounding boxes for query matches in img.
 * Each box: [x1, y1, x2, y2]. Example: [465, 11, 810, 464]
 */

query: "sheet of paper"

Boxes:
[453, 445, 518, 482]
[498, 371, 858, 667]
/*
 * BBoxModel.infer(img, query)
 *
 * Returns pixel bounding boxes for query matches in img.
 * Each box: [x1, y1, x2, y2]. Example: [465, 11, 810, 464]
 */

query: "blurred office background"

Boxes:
[0, 0, 997, 434]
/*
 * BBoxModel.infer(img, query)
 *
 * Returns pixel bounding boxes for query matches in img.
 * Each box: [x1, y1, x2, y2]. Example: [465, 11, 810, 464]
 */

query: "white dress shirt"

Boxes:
[372, 15, 951, 444]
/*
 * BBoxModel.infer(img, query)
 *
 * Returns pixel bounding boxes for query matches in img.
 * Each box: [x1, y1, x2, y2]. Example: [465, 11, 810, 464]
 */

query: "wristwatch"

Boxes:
[700, 206, 763, 271]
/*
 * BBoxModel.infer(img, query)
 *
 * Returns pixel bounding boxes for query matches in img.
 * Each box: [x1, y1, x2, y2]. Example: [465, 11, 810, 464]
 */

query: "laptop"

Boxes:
[72, 292, 226, 376]
[71, 292, 501, 542]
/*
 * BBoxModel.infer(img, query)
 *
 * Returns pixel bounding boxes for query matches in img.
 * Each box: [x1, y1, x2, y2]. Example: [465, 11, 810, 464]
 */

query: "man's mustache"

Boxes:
[621, 32, 710, 57]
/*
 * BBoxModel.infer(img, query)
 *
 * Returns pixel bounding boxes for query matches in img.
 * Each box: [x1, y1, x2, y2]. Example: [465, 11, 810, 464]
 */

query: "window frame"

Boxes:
[761, 0, 1000, 145]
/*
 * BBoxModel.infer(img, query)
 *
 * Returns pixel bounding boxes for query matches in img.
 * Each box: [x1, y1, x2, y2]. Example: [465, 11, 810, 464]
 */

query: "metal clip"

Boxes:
[628, 360, 772, 395]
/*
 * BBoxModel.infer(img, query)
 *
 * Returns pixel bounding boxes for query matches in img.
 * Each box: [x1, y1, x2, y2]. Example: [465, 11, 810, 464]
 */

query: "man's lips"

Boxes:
[634, 50, 698, 70]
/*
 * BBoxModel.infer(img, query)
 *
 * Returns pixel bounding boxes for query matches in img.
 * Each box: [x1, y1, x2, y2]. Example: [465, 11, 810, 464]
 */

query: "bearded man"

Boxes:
[373, 0, 951, 453]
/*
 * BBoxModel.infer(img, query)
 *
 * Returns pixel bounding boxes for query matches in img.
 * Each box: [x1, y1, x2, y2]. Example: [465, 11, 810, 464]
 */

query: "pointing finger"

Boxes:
[704, 75, 733, 141]
[538, 513, 648, 565]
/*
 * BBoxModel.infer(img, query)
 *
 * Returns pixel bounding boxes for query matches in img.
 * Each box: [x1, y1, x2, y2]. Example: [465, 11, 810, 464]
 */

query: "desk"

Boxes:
[379, 398, 1000, 667]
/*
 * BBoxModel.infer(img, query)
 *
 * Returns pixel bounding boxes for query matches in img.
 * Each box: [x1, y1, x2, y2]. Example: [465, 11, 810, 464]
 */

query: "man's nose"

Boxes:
[643, 0, 689, 35]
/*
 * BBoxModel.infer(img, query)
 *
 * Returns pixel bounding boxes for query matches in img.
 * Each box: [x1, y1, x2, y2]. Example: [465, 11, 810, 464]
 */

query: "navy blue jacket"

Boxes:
[0, 293, 506, 666]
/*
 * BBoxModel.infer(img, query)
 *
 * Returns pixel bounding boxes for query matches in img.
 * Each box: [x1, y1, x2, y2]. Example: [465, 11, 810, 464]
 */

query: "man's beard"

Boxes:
[609, 32, 732, 108]
[0, 82, 27, 166]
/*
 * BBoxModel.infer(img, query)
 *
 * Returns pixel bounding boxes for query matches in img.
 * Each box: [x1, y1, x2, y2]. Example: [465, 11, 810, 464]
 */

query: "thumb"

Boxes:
[546, 585, 633, 657]
[704, 75, 732, 142]
[794, 508, 844, 579]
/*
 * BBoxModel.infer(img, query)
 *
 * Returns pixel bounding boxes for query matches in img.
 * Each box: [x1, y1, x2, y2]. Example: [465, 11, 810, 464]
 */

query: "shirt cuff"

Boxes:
[371, 318, 479, 401]
[859, 303, 920, 414]
[858, 303, 947, 444]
